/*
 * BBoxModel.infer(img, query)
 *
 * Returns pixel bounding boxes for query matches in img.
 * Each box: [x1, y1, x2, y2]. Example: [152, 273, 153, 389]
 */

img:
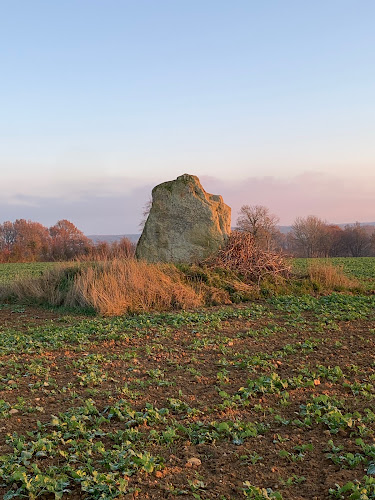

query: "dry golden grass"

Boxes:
[0, 258, 365, 317]
[308, 261, 361, 291]
[0, 263, 75, 306]
[69, 259, 203, 315]
[0, 259, 203, 316]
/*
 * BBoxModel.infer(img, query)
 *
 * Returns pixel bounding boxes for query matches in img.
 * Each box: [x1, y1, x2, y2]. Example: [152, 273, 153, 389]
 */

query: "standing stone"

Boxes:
[136, 174, 231, 263]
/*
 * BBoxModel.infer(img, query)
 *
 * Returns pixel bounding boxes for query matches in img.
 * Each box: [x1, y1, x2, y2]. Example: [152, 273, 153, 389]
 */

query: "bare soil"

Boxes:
[0, 300, 374, 499]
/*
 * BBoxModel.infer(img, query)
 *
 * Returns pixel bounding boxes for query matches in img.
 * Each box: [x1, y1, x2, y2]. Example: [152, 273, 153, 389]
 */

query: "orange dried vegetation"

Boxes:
[206, 231, 291, 284]
[66, 258, 203, 315]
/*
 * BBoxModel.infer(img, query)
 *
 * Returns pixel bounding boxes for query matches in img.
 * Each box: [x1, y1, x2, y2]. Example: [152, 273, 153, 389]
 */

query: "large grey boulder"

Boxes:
[136, 174, 231, 263]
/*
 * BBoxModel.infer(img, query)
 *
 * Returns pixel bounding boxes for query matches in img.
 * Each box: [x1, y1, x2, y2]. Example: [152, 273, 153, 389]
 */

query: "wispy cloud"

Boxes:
[1, 171, 374, 233]
[202, 172, 374, 225]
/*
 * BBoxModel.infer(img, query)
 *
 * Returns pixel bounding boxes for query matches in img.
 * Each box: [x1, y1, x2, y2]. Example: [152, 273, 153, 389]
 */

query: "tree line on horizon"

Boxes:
[0, 209, 374, 263]
[236, 205, 375, 258]
[0, 219, 134, 263]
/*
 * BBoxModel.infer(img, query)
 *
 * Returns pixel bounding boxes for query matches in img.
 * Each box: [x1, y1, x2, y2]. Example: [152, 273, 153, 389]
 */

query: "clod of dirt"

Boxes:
[185, 457, 202, 467]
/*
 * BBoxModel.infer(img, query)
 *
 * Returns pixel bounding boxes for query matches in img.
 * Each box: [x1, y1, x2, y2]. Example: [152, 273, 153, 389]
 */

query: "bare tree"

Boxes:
[291, 215, 328, 257]
[0, 219, 50, 262]
[0, 221, 17, 253]
[321, 224, 345, 257]
[12, 219, 51, 261]
[236, 205, 279, 249]
[0, 218, 114, 262]
[342, 222, 372, 257]
[49, 219, 91, 260]
[371, 232, 375, 256]
[139, 197, 152, 231]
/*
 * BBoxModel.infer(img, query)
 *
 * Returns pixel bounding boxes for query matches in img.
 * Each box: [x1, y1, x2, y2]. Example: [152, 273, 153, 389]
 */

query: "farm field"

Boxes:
[0, 262, 57, 285]
[0, 260, 374, 498]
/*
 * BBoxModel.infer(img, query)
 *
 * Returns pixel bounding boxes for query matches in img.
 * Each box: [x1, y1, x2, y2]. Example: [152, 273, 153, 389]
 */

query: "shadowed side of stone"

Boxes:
[136, 174, 231, 263]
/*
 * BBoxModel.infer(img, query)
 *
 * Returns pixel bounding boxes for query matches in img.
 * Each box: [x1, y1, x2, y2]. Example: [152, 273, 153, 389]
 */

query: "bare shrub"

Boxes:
[236, 204, 279, 250]
[308, 261, 361, 291]
[87, 238, 135, 261]
[206, 231, 291, 284]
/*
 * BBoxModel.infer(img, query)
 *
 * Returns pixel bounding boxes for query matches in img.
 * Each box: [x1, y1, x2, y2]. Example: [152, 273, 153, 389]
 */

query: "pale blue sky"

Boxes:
[1, 1, 374, 233]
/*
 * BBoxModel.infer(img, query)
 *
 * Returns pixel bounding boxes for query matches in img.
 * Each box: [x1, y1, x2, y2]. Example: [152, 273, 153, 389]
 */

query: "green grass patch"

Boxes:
[0, 262, 58, 284]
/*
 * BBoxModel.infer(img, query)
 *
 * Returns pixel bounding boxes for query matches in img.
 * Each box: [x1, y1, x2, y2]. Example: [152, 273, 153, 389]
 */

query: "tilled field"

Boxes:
[0, 294, 374, 499]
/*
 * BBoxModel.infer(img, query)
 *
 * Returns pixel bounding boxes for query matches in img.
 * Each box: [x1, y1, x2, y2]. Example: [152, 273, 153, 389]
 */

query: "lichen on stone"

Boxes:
[136, 174, 231, 263]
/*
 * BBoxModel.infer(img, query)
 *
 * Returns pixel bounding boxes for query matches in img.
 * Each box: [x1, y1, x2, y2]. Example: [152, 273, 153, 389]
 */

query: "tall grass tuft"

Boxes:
[68, 259, 203, 315]
[0, 259, 203, 315]
[308, 261, 361, 291]
[0, 263, 80, 306]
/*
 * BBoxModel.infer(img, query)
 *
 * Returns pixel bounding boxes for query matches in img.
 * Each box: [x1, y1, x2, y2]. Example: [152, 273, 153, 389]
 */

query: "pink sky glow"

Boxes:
[0, 171, 373, 234]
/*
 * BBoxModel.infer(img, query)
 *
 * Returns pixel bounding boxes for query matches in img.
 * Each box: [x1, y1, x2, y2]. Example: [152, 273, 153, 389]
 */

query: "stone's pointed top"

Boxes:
[136, 174, 231, 263]
[177, 173, 200, 182]
[155, 173, 201, 188]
